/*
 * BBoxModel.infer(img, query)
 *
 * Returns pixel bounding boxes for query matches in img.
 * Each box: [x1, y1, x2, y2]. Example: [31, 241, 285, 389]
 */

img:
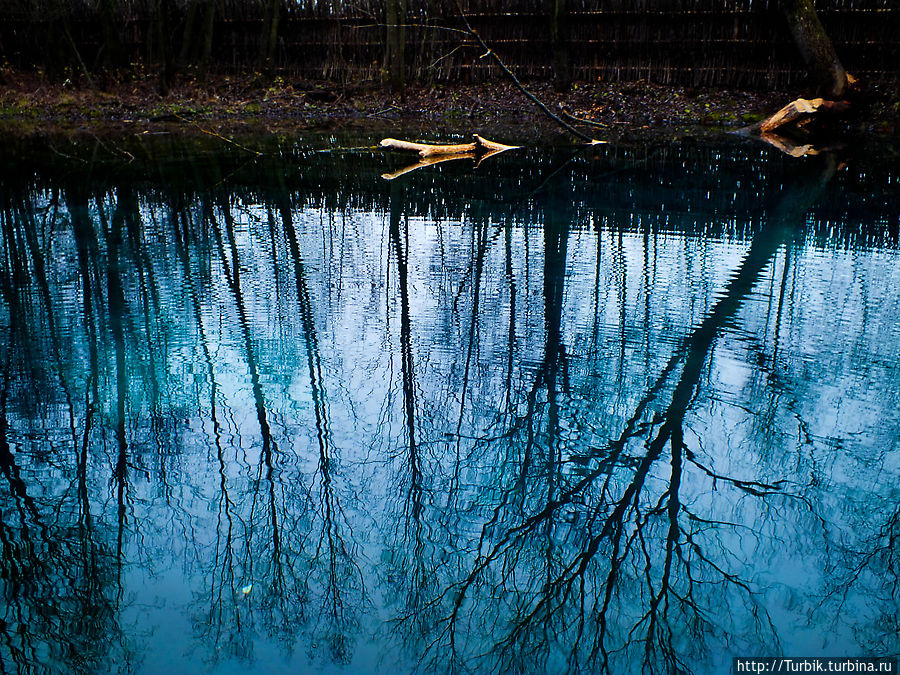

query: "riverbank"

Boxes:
[2, 69, 898, 140]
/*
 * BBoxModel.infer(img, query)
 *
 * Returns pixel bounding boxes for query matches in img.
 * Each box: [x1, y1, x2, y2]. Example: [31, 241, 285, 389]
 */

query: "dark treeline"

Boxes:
[0, 0, 897, 91]
[1, 0, 894, 20]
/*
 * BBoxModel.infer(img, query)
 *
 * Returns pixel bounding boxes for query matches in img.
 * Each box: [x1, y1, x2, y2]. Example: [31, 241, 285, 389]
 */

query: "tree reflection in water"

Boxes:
[0, 136, 898, 674]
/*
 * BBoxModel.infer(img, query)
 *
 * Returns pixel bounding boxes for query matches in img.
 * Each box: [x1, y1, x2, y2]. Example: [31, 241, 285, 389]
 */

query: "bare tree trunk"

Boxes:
[548, 0, 570, 93]
[781, 0, 848, 98]
[416, 0, 437, 84]
[179, 0, 215, 78]
[97, 0, 123, 71]
[178, 0, 199, 66]
[62, 19, 96, 87]
[386, 0, 406, 98]
[260, 0, 281, 69]
[200, 0, 216, 78]
[155, 0, 177, 95]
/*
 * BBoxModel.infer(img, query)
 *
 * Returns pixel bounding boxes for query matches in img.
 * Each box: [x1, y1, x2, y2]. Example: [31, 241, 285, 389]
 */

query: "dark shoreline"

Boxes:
[2, 69, 898, 141]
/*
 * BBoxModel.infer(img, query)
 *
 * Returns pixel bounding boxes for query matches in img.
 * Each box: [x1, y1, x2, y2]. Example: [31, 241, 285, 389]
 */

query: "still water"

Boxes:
[1, 130, 898, 674]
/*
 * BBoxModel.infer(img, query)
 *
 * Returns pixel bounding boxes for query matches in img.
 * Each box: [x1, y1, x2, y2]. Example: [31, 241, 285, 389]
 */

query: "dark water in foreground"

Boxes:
[1, 131, 899, 674]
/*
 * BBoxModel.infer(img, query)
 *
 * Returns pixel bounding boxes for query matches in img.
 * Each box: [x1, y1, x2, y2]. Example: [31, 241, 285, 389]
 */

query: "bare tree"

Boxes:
[260, 0, 282, 69]
[781, 0, 849, 98]
[386, 0, 407, 97]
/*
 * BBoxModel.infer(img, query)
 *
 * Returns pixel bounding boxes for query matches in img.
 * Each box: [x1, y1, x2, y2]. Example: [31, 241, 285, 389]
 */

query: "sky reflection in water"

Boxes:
[0, 134, 899, 674]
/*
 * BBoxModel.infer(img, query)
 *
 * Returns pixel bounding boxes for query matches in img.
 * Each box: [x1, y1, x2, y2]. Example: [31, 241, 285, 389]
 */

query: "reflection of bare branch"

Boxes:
[381, 147, 512, 181]
[276, 184, 365, 666]
[818, 505, 900, 644]
[96, 193, 132, 590]
[416, 154, 838, 674]
[381, 181, 440, 654]
[0, 188, 133, 674]
[382, 152, 476, 181]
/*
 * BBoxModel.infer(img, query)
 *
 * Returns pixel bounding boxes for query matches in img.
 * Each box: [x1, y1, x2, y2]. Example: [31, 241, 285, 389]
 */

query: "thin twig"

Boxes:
[63, 22, 95, 89]
[366, 105, 401, 118]
[313, 145, 381, 153]
[350, 22, 472, 38]
[47, 144, 89, 164]
[559, 106, 609, 129]
[89, 132, 136, 163]
[453, 5, 597, 143]
[173, 113, 264, 156]
[350, 16, 600, 143]
[427, 44, 471, 71]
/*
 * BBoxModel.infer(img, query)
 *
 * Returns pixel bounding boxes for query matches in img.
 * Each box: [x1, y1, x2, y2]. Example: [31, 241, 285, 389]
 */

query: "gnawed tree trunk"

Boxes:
[753, 2, 853, 139]
[760, 96, 851, 133]
[781, 0, 848, 98]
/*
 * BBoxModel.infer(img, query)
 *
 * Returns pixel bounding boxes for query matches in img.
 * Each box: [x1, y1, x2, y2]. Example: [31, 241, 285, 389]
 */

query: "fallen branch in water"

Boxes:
[380, 134, 520, 157]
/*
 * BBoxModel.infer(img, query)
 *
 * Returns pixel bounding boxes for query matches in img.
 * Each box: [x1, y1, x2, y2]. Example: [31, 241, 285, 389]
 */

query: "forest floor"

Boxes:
[1, 68, 898, 141]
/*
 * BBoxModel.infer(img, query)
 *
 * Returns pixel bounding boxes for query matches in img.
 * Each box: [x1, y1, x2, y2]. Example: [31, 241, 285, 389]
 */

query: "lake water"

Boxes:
[1, 129, 898, 674]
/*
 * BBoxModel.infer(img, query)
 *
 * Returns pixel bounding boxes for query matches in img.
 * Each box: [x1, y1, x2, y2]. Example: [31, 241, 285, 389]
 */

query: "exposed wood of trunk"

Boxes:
[380, 135, 520, 157]
[781, 0, 848, 98]
[759, 96, 851, 133]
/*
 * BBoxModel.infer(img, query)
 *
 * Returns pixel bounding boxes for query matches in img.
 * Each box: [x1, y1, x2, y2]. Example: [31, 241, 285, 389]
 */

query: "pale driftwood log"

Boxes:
[759, 97, 851, 133]
[379, 134, 520, 157]
[380, 138, 474, 155]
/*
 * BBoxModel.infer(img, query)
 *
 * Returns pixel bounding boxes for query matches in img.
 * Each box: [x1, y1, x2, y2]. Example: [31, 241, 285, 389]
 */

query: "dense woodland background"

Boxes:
[0, 0, 897, 93]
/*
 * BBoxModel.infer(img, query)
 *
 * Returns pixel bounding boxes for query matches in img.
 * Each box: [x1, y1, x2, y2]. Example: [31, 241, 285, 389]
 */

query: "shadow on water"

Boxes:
[0, 131, 899, 674]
